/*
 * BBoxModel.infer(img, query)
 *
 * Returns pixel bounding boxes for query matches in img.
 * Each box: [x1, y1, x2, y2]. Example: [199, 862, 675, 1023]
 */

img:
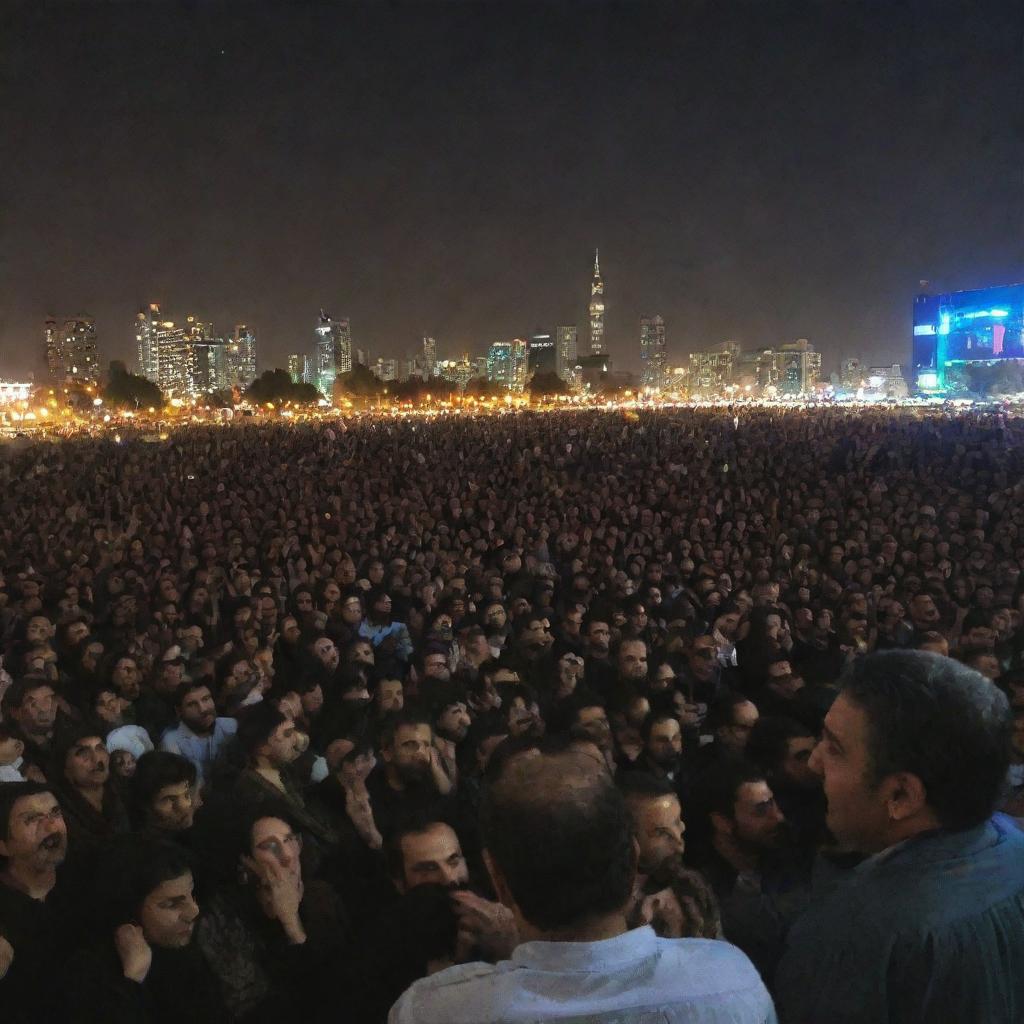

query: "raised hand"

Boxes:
[114, 923, 152, 983]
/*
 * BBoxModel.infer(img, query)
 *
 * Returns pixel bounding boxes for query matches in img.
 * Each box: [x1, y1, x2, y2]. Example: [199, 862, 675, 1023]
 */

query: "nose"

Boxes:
[808, 742, 824, 776]
[182, 896, 200, 924]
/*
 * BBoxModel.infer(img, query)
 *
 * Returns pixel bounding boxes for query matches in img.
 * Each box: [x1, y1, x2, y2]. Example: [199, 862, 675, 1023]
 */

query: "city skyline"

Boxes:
[2, 2, 1021, 378]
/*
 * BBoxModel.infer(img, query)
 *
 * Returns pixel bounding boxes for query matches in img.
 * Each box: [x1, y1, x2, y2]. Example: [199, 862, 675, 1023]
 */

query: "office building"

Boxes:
[156, 321, 190, 397]
[589, 249, 606, 354]
[422, 336, 437, 375]
[487, 339, 528, 391]
[555, 325, 578, 381]
[689, 346, 734, 395]
[773, 339, 821, 395]
[226, 324, 257, 387]
[136, 304, 162, 382]
[840, 358, 865, 391]
[640, 315, 667, 392]
[528, 330, 557, 377]
[45, 315, 99, 384]
[373, 358, 398, 381]
[287, 354, 304, 384]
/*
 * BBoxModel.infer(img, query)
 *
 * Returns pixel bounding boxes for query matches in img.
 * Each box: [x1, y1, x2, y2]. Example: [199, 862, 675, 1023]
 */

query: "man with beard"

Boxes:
[623, 712, 685, 788]
[430, 684, 472, 789]
[159, 681, 237, 788]
[52, 727, 130, 854]
[686, 758, 809, 988]
[0, 782, 76, 1023]
[619, 773, 686, 886]
[367, 711, 454, 839]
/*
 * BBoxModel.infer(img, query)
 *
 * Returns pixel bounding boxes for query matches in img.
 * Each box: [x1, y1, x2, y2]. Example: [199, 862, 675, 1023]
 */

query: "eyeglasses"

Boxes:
[255, 832, 301, 857]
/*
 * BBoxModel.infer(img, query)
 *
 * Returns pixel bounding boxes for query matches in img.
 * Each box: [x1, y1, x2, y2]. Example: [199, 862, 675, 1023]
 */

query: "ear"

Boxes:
[883, 771, 929, 822]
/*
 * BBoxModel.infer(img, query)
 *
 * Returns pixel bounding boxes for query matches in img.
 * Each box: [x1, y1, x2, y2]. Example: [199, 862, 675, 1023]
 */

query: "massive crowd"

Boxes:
[0, 407, 1022, 1023]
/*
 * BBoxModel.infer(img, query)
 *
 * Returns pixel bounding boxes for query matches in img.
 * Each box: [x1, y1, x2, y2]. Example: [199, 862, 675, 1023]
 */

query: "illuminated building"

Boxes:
[640, 315, 667, 392]
[287, 354, 304, 383]
[373, 358, 397, 381]
[156, 320, 189, 397]
[589, 249, 606, 354]
[0, 381, 32, 405]
[528, 331, 556, 377]
[912, 283, 1024, 392]
[422, 336, 437, 375]
[840, 358, 865, 391]
[136, 304, 162, 382]
[435, 356, 473, 390]
[555, 325, 578, 381]
[227, 325, 257, 387]
[45, 315, 99, 384]
[773, 339, 820, 395]
[487, 339, 528, 391]
[689, 347, 734, 395]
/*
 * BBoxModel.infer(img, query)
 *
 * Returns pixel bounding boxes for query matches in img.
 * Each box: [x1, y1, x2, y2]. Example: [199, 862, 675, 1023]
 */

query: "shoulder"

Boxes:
[216, 716, 238, 735]
[653, 936, 772, 995]
[388, 962, 503, 1024]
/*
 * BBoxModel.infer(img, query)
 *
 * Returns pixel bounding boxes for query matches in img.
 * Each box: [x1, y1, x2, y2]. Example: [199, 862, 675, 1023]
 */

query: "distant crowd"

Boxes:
[1, 407, 1022, 1023]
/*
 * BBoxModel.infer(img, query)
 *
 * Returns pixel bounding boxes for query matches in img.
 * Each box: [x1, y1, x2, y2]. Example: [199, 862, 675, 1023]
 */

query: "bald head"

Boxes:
[481, 750, 636, 934]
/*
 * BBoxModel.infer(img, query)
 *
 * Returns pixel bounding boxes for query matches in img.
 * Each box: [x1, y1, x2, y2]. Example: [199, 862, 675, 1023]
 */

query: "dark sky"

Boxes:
[2, 0, 1022, 377]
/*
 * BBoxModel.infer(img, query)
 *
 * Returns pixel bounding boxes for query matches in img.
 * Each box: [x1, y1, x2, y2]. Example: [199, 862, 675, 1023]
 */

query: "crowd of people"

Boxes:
[0, 406, 1022, 1023]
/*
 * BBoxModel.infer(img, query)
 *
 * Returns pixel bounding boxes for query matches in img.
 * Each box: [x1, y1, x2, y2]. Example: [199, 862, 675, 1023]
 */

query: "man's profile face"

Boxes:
[632, 794, 685, 877]
[780, 736, 819, 789]
[0, 792, 67, 870]
[718, 701, 759, 754]
[139, 871, 199, 949]
[423, 653, 450, 680]
[262, 720, 303, 768]
[376, 679, 404, 713]
[398, 823, 469, 892]
[809, 694, 891, 853]
[730, 780, 786, 851]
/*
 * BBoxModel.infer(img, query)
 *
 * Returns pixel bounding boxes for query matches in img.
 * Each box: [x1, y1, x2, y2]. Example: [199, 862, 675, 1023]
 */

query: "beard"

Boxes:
[395, 759, 434, 789]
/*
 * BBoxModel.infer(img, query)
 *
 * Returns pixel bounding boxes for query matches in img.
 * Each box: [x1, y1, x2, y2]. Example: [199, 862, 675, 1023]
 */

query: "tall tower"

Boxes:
[45, 315, 99, 384]
[588, 249, 605, 354]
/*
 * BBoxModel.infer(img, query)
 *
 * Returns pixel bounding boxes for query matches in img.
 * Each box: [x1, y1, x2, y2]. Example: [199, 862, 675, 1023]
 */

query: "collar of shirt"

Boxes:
[511, 925, 656, 973]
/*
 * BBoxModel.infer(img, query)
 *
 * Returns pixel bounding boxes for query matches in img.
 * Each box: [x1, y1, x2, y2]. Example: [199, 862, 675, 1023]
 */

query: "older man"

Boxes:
[776, 651, 1024, 1023]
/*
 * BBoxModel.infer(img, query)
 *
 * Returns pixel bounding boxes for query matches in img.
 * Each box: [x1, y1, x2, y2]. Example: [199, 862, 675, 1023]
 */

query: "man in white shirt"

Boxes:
[389, 745, 776, 1024]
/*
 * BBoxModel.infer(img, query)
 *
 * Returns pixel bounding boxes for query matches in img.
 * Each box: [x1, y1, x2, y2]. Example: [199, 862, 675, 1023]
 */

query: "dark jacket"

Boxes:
[776, 814, 1024, 1023]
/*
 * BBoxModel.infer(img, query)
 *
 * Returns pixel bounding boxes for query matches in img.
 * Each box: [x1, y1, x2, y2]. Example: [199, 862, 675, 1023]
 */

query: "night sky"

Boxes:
[2, 0, 1022, 377]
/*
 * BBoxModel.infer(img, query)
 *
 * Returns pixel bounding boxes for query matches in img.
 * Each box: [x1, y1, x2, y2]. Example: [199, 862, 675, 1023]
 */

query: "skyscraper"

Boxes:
[335, 319, 353, 376]
[315, 311, 336, 396]
[287, 354, 304, 384]
[486, 339, 528, 391]
[528, 330, 556, 377]
[227, 324, 257, 387]
[156, 320, 189, 396]
[422, 336, 437, 375]
[639, 315, 667, 392]
[555, 325, 578, 381]
[136, 304, 162, 382]
[589, 249, 605, 354]
[45, 315, 99, 384]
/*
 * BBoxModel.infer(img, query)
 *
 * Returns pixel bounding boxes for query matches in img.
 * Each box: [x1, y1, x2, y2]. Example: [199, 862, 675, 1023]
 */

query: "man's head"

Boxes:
[811, 651, 1011, 853]
[60, 730, 109, 791]
[381, 712, 436, 788]
[582, 617, 611, 656]
[5, 679, 58, 740]
[0, 782, 67, 873]
[174, 681, 217, 735]
[387, 820, 469, 894]
[746, 716, 819, 791]
[616, 638, 649, 683]
[685, 633, 720, 683]
[908, 593, 941, 630]
[641, 713, 683, 774]
[237, 702, 304, 770]
[619, 773, 685, 881]
[131, 751, 198, 832]
[708, 691, 760, 754]
[694, 759, 786, 858]
[481, 748, 635, 937]
[432, 685, 471, 744]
